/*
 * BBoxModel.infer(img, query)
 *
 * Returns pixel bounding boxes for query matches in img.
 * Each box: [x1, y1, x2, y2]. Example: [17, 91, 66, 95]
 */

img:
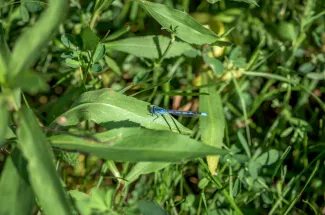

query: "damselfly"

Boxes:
[150, 106, 208, 117]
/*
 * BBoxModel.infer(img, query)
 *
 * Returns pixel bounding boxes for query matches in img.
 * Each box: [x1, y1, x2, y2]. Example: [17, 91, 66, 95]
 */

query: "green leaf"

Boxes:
[0, 23, 11, 83]
[255, 149, 280, 166]
[65, 58, 80, 68]
[49, 127, 230, 162]
[20, 4, 30, 22]
[22, 0, 43, 12]
[231, 0, 259, 6]
[207, 0, 221, 4]
[94, 0, 115, 11]
[93, 44, 106, 63]
[203, 55, 224, 75]
[138, 1, 219, 45]
[138, 200, 168, 215]
[298, 62, 316, 73]
[105, 35, 197, 59]
[104, 55, 122, 75]
[8, 70, 49, 94]
[0, 98, 8, 147]
[92, 63, 103, 73]
[51, 89, 192, 135]
[237, 131, 251, 158]
[9, 0, 68, 78]
[248, 161, 261, 179]
[69, 188, 115, 215]
[0, 148, 35, 215]
[125, 162, 170, 183]
[81, 26, 100, 51]
[16, 107, 75, 215]
[275, 22, 298, 41]
[199, 73, 225, 174]
[61, 34, 79, 50]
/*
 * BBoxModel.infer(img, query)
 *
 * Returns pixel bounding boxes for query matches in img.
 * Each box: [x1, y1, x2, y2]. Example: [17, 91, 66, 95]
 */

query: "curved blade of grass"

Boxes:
[243, 71, 325, 112]
[138, 1, 219, 45]
[105, 35, 198, 59]
[199, 73, 225, 175]
[0, 148, 35, 215]
[16, 108, 75, 215]
[49, 127, 230, 162]
[51, 89, 192, 135]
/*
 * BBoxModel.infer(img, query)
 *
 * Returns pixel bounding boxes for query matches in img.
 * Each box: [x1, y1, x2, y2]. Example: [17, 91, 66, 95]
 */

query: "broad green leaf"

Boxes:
[199, 73, 225, 174]
[125, 162, 170, 183]
[256, 149, 280, 166]
[16, 107, 75, 215]
[138, 200, 168, 215]
[0, 23, 10, 83]
[9, 0, 68, 77]
[51, 89, 192, 135]
[275, 22, 298, 41]
[138, 1, 219, 45]
[49, 127, 230, 162]
[0, 148, 35, 215]
[105, 35, 198, 59]
[81, 26, 100, 51]
[0, 99, 8, 147]
[8, 70, 49, 94]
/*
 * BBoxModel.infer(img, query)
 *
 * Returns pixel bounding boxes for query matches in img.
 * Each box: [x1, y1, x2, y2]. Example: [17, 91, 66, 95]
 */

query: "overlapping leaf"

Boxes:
[51, 89, 192, 135]
[138, 1, 219, 45]
[105, 35, 199, 59]
[49, 127, 229, 162]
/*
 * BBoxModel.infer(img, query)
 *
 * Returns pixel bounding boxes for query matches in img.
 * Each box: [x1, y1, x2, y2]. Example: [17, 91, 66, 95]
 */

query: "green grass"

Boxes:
[1, 0, 325, 214]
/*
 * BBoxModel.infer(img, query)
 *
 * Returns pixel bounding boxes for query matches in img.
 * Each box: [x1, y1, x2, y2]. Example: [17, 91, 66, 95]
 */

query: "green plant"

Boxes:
[1, 0, 325, 214]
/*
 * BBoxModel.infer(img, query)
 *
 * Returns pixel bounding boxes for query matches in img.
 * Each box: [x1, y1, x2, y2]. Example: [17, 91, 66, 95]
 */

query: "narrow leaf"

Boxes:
[16, 107, 75, 215]
[138, 1, 219, 45]
[125, 162, 170, 183]
[51, 89, 192, 135]
[0, 99, 8, 147]
[49, 127, 230, 162]
[0, 148, 35, 215]
[0, 23, 11, 83]
[199, 73, 225, 174]
[105, 35, 198, 59]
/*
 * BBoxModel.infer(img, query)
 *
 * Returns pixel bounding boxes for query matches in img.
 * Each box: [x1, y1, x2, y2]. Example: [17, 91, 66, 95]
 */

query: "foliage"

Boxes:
[0, 0, 325, 214]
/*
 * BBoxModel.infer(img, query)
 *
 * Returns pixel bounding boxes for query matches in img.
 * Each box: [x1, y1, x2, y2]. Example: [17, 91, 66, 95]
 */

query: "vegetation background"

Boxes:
[0, 0, 325, 214]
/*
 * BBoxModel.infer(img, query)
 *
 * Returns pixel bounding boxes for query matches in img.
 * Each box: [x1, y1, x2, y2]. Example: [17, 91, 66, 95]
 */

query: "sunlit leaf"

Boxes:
[199, 73, 225, 174]
[105, 35, 198, 59]
[51, 89, 192, 135]
[16, 107, 75, 215]
[0, 148, 35, 215]
[138, 1, 219, 45]
[49, 127, 230, 162]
